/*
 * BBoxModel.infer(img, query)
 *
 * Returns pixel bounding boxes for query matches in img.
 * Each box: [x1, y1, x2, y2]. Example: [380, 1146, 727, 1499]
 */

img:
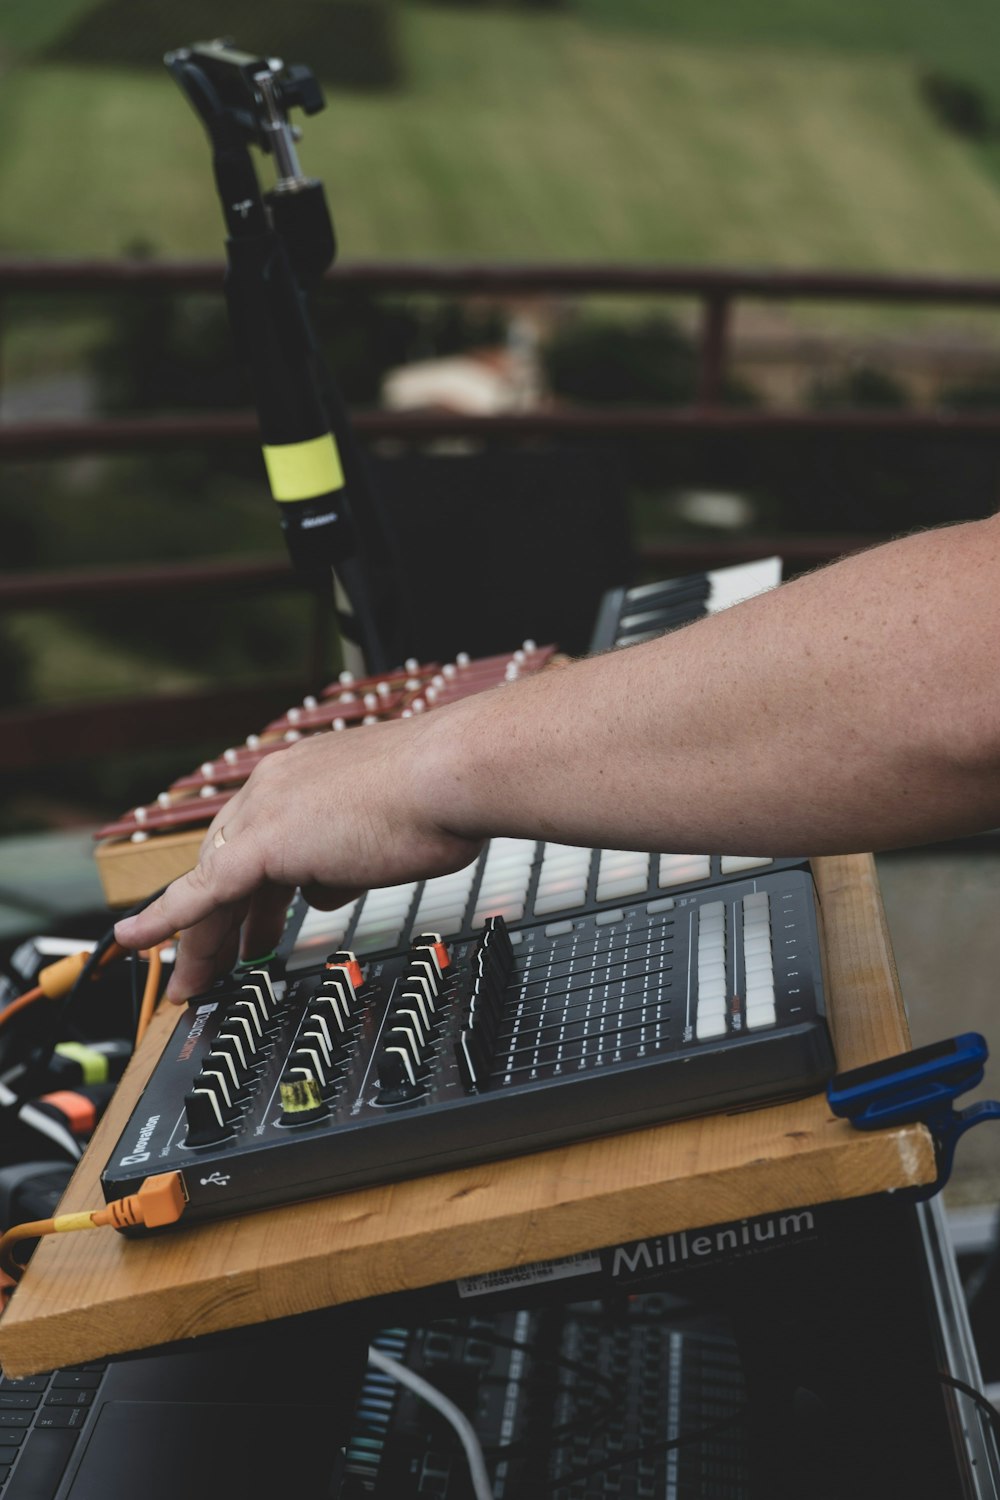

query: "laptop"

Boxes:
[0, 1309, 371, 1499]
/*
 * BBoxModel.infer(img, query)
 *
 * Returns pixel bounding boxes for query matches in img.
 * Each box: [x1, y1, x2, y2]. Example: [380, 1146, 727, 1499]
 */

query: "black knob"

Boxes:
[184, 1087, 232, 1147]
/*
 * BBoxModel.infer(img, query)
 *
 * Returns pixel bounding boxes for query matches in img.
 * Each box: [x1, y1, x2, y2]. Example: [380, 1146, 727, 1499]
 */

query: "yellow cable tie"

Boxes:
[53, 1212, 97, 1234]
[262, 433, 345, 502]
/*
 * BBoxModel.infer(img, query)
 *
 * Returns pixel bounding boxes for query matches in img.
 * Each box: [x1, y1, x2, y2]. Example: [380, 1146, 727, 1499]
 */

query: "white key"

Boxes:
[745, 1003, 777, 1030]
[297, 899, 358, 944]
[471, 901, 524, 926]
[659, 855, 711, 887]
[473, 885, 527, 909]
[697, 994, 728, 1017]
[742, 892, 770, 913]
[363, 884, 417, 914]
[479, 853, 534, 882]
[700, 901, 726, 921]
[744, 953, 774, 978]
[534, 888, 588, 916]
[745, 981, 776, 1008]
[411, 913, 463, 939]
[698, 960, 727, 986]
[484, 838, 534, 864]
[353, 922, 404, 953]
[721, 855, 773, 874]
[697, 1013, 729, 1040]
[595, 908, 625, 926]
[698, 978, 728, 1005]
[743, 935, 772, 961]
[598, 851, 649, 879]
[596, 873, 649, 902]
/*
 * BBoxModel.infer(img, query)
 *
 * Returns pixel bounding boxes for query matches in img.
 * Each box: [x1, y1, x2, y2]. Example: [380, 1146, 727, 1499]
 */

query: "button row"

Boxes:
[533, 843, 591, 918]
[741, 892, 777, 1030]
[409, 862, 479, 941]
[376, 935, 453, 1098]
[692, 893, 777, 1044]
[183, 969, 280, 1146]
[280, 952, 366, 1122]
[455, 917, 514, 1092]
[295, 840, 780, 968]
[471, 837, 534, 928]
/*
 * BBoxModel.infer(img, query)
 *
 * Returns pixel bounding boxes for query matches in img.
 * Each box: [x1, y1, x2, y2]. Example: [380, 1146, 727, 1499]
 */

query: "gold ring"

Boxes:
[213, 827, 227, 850]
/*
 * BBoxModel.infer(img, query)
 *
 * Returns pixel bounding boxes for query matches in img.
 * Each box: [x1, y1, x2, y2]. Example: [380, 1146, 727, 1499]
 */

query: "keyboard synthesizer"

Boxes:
[102, 843, 832, 1229]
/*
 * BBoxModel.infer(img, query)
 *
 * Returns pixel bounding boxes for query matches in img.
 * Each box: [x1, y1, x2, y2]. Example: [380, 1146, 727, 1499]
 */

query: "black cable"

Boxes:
[939, 1371, 1000, 1448]
[129, 949, 141, 1038]
[13, 886, 167, 1103]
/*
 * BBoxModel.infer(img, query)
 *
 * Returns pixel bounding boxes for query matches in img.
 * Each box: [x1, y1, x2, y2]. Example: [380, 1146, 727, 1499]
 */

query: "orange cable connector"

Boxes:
[0, 1171, 188, 1281]
[0, 947, 121, 1032]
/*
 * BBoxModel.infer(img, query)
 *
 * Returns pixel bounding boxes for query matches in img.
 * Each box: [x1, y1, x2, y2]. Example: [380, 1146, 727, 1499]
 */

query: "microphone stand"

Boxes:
[165, 40, 397, 673]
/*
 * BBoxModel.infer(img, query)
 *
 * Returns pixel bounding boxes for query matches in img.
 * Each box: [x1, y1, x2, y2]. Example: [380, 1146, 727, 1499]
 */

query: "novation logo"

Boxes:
[120, 1114, 161, 1167]
[612, 1210, 816, 1278]
[177, 1003, 215, 1062]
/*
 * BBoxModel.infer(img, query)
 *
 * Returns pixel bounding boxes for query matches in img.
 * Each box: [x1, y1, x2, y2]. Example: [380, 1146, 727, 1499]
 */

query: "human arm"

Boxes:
[115, 513, 1000, 998]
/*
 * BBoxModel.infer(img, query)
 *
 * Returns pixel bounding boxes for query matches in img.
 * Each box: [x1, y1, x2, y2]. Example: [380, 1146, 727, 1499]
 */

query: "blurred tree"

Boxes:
[808, 364, 909, 410]
[42, 0, 404, 90]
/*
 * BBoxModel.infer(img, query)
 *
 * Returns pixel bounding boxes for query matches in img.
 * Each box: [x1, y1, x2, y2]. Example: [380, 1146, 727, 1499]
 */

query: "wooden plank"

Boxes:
[0, 854, 935, 1377]
[94, 828, 203, 909]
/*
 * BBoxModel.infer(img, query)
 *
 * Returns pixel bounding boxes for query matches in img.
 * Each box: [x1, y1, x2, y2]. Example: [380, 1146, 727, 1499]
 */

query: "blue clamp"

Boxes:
[826, 1032, 1000, 1200]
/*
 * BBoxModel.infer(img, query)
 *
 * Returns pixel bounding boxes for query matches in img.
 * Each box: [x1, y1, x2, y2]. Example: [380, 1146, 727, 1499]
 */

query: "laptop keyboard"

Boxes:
[0, 1365, 108, 1498]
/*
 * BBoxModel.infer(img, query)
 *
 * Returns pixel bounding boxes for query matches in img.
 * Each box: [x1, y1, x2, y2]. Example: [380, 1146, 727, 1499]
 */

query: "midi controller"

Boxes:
[102, 556, 835, 1229]
[102, 851, 831, 1228]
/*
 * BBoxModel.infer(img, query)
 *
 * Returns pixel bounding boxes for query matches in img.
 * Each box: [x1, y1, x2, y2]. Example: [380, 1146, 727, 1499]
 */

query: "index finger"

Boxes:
[114, 838, 260, 951]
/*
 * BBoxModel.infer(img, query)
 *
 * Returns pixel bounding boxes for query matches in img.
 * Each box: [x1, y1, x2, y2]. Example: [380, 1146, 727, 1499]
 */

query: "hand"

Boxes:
[113, 715, 484, 1002]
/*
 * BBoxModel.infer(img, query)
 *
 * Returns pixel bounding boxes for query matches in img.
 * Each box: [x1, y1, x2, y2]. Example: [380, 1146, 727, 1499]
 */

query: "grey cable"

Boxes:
[367, 1344, 493, 1500]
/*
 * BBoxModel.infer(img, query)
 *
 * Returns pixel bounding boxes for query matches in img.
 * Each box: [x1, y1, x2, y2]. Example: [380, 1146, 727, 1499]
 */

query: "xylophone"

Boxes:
[93, 644, 557, 908]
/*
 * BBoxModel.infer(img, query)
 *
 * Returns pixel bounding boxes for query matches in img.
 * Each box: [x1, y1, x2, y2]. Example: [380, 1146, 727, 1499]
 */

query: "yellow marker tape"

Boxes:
[262, 433, 345, 502]
[280, 1078, 323, 1114]
[55, 1042, 108, 1086]
[53, 1212, 97, 1233]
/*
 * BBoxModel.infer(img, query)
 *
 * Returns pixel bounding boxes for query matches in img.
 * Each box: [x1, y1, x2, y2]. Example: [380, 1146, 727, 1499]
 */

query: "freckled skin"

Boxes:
[117, 514, 1000, 1000]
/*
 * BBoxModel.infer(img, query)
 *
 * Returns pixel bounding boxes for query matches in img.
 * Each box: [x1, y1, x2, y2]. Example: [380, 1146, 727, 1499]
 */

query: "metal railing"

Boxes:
[4, 256, 1000, 777]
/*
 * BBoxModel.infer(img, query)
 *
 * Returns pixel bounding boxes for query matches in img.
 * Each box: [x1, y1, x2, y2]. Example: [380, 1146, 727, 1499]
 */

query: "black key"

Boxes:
[50, 1375, 100, 1391]
[43, 1391, 92, 1408]
[0, 1448, 19, 1466]
[0, 1396, 40, 1411]
[0, 1463, 11, 1479]
[0, 1414, 33, 1429]
[0, 1381, 48, 1394]
[3, 1429, 78, 1497]
[617, 601, 706, 636]
[622, 575, 710, 610]
[33, 1411, 86, 1431]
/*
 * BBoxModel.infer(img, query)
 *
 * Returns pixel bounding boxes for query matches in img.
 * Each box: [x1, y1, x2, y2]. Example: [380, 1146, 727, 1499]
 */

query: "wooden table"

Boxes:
[0, 854, 936, 1377]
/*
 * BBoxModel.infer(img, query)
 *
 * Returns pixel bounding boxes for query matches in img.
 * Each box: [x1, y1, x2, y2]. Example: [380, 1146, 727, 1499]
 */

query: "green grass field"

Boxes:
[577, 0, 1000, 106]
[2, 9, 1000, 278]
